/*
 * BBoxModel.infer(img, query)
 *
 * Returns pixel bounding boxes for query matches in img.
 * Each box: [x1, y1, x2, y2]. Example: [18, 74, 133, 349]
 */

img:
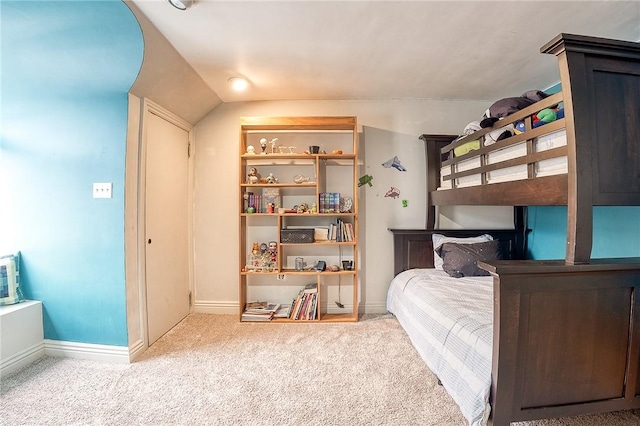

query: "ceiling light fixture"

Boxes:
[168, 0, 196, 11]
[229, 77, 249, 92]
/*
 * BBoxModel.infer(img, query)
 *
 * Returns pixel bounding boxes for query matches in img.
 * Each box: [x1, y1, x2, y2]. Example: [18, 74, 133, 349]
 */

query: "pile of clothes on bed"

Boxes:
[451, 90, 565, 157]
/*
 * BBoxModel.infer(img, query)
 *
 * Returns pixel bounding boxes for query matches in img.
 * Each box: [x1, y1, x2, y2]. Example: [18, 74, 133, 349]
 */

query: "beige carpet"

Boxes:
[2, 314, 640, 426]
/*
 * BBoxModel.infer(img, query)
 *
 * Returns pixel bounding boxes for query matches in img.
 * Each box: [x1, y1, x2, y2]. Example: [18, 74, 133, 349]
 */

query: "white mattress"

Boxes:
[439, 130, 567, 189]
[387, 268, 494, 425]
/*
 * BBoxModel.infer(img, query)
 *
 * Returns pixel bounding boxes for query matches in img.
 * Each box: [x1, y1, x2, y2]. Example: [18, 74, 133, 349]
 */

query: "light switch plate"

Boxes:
[93, 182, 112, 199]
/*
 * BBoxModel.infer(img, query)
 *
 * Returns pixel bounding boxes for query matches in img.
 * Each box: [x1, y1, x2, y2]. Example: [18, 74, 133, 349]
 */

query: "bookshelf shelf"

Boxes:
[239, 116, 360, 323]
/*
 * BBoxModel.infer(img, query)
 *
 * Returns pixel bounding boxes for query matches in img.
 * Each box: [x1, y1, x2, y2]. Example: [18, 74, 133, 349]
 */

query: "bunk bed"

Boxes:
[388, 34, 640, 426]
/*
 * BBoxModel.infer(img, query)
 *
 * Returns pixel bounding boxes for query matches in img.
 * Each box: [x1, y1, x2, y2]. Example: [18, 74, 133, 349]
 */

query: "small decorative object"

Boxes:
[288, 146, 296, 153]
[247, 241, 277, 272]
[246, 145, 256, 155]
[308, 145, 320, 154]
[340, 197, 353, 213]
[358, 174, 373, 187]
[342, 260, 353, 270]
[265, 173, 278, 184]
[268, 240, 277, 262]
[246, 206, 256, 214]
[260, 138, 267, 154]
[329, 264, 340, 272]
[267, 203, 275, 213]
[293, 174, 310, 184]
[269, 138, 278, 153]
[247, 167, 260, 184]
[382, 155, 407, 172]
[311, 202, 317, 213]
[402, 199, 408, 208]
[295, 257, 304, 271]
[332, 150, 343, 155]
[278, 146, 288, 154]
[385, 186, 400, 199]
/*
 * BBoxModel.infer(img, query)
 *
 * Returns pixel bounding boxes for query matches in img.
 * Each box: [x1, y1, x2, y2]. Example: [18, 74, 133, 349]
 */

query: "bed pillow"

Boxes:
[436, 240, 503, 278]
[432, 233, 493, 270]
[1, 252, 24, 306]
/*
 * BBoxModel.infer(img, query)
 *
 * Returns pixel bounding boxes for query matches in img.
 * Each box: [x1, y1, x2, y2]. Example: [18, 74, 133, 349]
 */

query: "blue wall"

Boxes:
[527, 207, 640, 260]
[526, 84, 640, 260]
[1, 1, 143, 345]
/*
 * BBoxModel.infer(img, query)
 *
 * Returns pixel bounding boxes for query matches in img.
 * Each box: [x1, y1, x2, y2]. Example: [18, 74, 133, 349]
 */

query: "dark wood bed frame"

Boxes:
[391, 34, 640, 425]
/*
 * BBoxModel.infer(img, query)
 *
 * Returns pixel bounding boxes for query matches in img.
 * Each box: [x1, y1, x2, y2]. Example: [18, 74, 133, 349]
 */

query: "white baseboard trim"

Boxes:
[0, 341, 46, 378]
[44, 339, 130, 364]
[193, 300, 238, 314]
[128, 338, 146, 362]
[360, 302, 388, 314]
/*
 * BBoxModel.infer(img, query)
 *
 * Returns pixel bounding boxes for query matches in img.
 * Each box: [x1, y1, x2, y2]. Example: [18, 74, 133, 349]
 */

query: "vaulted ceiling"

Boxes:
[130, 1, 640, 104]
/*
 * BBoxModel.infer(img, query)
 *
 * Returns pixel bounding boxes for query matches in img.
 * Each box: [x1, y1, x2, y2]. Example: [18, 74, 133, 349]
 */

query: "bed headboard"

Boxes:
[388, 228, 526, 276]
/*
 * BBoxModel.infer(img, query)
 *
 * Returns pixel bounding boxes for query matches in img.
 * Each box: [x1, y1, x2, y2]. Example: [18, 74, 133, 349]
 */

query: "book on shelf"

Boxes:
[273, 305, 292, 318]
[241, 311, 274, 321]
[303, 282, 317, 293]
[245, 193, 263, 213]
[262, 187, 281, 212]
[242, 301, 280, 321]
[319, 192, 342, 213]
[288, 283, 318, 320]
[244, 301, 280, 314]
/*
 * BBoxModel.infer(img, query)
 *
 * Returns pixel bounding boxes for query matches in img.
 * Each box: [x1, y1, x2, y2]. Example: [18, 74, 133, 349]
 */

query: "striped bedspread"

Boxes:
[386, 268, 494, 426]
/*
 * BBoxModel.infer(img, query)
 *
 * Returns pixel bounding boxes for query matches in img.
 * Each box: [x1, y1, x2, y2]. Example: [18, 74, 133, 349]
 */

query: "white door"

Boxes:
[145, 108, 191, 345]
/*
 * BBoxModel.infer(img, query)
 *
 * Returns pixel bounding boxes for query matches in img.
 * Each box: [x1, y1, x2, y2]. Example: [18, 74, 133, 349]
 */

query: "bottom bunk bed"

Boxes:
[388, 228, 640, 426]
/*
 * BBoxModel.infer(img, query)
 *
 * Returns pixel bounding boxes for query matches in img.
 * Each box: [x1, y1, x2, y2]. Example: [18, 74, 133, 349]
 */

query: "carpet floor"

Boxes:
[2, 313, 640, 425]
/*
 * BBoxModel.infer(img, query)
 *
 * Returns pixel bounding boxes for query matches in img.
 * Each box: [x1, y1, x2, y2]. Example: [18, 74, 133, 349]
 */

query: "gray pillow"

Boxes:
[436, 240, 502, 278]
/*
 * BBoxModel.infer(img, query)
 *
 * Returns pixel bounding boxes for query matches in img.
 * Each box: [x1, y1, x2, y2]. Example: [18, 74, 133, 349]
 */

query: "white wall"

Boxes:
[192, 99, 513, 314]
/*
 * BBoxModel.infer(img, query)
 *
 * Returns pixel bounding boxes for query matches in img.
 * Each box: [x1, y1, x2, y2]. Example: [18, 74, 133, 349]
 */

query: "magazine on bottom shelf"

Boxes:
[244, 301, 280, 314]
[241, 311, 274, 321]
[273, 305, 293, 318]
[242, 301, 280, 321]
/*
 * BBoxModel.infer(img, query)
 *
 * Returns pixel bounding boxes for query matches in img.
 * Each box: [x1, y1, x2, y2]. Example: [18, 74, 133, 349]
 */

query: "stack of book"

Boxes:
[319, 192, 341, 213]
[328, 219, 354, 242]
[242, 301, 280, 321]
[289, 283, 318, 320]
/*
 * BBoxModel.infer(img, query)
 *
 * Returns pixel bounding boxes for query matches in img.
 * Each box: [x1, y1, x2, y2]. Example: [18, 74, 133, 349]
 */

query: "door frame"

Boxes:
[136, 98, 194, 352]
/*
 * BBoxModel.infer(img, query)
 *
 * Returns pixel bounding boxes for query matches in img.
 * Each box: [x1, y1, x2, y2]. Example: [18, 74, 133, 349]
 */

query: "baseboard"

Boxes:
[193, 300, 238, 314]
[44, 339, 130, 364]
[128, 338, 146, 362]
[359, 302, 388, 314]
[0, 341, 45, 378]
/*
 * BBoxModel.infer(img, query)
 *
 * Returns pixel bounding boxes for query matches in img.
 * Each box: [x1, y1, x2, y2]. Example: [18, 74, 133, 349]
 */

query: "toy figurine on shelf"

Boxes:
[268, 241, 278, 263]
[259, 138, 268, 154]
[269, 138, 278, 153]
[247, 167, 260, 184]
[293, 174, 310, 184]
[265, 173, 278, 184]
[246, 145, 256, 155]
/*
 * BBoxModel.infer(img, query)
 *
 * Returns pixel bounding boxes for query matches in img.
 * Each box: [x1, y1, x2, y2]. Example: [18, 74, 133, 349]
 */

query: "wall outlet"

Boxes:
[93, 182, 112, 199]
[277, 274, 286, 281]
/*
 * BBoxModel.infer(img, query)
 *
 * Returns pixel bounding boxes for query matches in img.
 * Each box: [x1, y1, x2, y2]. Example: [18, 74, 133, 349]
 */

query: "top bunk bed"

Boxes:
[422, 33, 640, 265]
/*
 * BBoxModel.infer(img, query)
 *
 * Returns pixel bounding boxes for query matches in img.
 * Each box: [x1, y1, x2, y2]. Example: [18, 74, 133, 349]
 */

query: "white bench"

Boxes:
[0, 300, 44, 377]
